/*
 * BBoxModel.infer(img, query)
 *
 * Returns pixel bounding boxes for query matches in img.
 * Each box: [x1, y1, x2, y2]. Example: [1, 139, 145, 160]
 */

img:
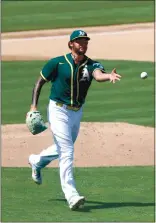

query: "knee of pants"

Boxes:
[59, 150, 74, 162]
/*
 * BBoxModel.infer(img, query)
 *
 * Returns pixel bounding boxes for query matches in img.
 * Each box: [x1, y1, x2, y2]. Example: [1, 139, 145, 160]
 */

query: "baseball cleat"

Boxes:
[69, 196, 85, 210]
[28, 154, 42, 185]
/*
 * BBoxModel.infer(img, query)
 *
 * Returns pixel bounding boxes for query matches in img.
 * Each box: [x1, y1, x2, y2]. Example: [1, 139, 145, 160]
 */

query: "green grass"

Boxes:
[2, 60, 154, 126]
[2, 1, 154, 32]
[2, 166, 154, 222]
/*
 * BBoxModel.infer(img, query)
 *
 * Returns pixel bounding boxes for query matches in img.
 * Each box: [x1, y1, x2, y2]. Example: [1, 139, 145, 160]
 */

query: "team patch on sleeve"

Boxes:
[93, 62, 105, 72]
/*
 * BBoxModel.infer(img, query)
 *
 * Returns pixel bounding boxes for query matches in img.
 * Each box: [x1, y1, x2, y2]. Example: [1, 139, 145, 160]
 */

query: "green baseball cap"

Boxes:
[70, 30, 90, 41]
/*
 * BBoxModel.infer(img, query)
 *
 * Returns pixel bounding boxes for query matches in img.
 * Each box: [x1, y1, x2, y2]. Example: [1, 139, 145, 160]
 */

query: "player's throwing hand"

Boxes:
[109, 68, 121, 83]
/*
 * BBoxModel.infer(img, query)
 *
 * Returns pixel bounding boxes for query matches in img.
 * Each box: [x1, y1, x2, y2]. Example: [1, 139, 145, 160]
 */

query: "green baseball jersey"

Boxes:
[40, 53, 105, 107]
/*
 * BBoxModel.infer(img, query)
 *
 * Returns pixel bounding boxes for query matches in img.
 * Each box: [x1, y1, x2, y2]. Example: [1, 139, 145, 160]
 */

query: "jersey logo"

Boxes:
[79, 65, 90, 82]
[59, 62, 65, 65]
[79, 31, 85, 36]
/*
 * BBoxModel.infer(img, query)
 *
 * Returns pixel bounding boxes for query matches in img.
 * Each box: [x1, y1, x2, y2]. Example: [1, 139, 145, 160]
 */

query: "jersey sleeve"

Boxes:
[40, 58, 58, 82]
[92, 61, 105, 75]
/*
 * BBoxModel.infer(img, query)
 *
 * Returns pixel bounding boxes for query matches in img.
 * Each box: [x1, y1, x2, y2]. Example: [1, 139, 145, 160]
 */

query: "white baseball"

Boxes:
[140, 72, 148, 79]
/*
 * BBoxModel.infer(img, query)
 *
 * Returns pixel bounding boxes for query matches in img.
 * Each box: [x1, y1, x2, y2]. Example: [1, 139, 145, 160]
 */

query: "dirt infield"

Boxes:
[2, 23, 154, 167]
[2, 123, 154, 167]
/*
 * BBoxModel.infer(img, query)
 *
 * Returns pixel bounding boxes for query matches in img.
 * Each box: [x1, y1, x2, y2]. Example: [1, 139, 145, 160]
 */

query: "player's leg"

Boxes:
[49, 113, 78, 200]
[72, 120, 81, 143]
[29, 144, 59, 167]
[68, 109, 85, 210]
[29, 103, 82, 180]
[28, 102, 60, 184]
[29, 144, 59, 169]
[48, 101, 84, 209]
[28, 145, 58, 185]
[33, 107, 82, 167]
[52, 126, 85, 210]
[28, 144, 59, 184]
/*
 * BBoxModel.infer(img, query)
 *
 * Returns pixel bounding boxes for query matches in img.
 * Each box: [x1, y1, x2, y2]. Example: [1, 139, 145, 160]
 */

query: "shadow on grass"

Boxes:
[48, 198, 154, 212]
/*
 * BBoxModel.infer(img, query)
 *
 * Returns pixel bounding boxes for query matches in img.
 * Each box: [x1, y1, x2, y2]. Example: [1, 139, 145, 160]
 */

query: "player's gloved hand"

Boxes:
[109, 68, 121, 83]
[26, 110, 48, 135]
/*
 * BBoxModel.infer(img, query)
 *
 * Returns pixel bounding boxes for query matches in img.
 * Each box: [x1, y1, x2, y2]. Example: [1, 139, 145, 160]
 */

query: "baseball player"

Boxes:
[28, 30, 121, 210]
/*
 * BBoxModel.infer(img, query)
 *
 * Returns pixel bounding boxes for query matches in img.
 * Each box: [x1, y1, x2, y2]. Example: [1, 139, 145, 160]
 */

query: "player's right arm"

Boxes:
[30, 76, 46, 111]
[30, 58, 58, 111]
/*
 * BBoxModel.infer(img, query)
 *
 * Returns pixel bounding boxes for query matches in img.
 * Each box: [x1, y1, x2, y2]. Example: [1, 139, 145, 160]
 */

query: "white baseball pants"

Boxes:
[36, 100, 83, 202]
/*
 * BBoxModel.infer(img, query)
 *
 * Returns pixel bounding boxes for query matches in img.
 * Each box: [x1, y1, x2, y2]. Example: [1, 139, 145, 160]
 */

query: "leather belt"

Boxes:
[56, 102, 81, 111]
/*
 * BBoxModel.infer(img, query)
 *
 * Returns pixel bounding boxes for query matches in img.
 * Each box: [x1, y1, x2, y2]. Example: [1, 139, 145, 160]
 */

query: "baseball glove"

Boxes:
[26, 111, 48, 135]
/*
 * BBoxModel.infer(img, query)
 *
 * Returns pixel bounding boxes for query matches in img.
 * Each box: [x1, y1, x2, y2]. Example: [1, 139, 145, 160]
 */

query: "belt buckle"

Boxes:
[56, 103, 80, 111]
[74, 107, 79, 111]
[66, 105, 72, 110]
[67, 105, 80, 111]
[56, 102, 63, 107]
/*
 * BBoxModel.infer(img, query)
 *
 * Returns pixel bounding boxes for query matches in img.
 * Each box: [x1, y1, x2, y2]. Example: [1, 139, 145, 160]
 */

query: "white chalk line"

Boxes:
[2, 28, 153, 43]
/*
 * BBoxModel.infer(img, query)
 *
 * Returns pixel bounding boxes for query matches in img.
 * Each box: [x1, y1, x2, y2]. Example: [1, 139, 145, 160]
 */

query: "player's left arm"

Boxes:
[93, 68, 121, 83]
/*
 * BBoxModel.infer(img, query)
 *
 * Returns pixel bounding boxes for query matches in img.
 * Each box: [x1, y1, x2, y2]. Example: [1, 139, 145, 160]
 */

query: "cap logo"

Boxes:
[79, 31, 85, 36]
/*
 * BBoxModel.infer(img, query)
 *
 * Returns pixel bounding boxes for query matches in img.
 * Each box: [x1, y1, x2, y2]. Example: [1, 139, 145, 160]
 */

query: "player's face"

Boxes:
[71, 38, 88, 55]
